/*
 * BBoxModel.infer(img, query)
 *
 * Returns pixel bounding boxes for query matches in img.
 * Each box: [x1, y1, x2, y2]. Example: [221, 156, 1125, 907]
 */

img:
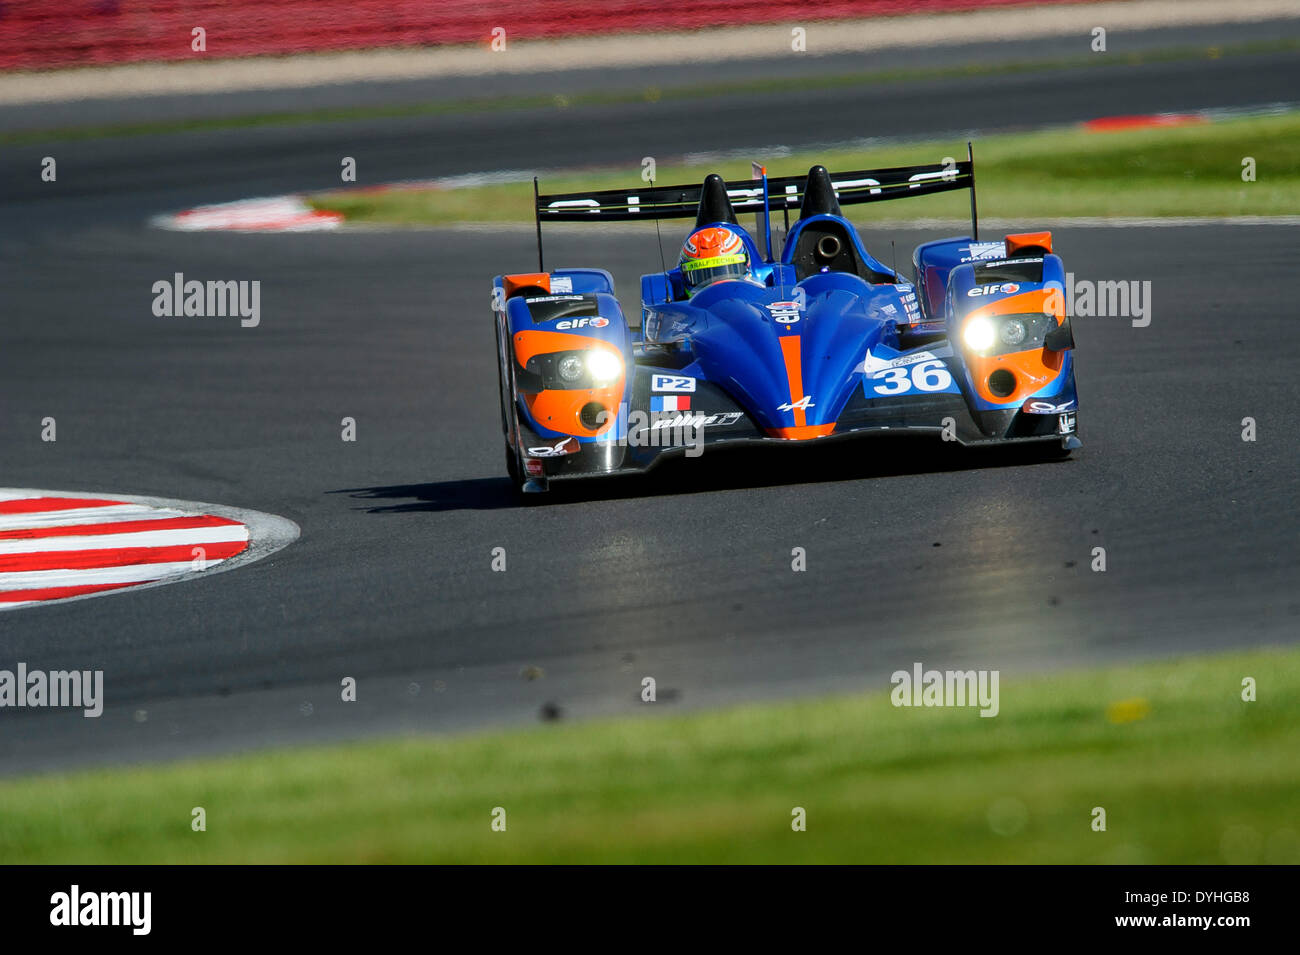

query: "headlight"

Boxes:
[962, 312, 1052, 356]
[963, 316, 996, 352]
[527, 348, 624, 390]
[557, 355, 585, 382]
[999, 318, 1027, 347]
[585, 350, 623, 384]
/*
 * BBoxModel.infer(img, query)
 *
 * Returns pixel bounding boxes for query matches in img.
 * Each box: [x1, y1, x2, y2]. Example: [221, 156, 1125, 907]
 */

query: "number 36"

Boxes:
[871, 359, 953, 395]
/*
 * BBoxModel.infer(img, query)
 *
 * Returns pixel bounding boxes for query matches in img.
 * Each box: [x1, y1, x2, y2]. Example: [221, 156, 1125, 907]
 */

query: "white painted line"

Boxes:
[0, 524, 248, 555]
[0, 561, 225, 589]
[0, 504, 187, 531]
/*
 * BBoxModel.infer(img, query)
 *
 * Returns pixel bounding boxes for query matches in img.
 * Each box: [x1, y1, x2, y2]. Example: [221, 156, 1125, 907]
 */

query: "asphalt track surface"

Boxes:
[1, 36, 1298, 775]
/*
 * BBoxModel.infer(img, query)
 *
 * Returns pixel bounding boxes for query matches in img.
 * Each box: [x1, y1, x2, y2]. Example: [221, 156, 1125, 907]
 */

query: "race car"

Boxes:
[492, 154, 1079, 493]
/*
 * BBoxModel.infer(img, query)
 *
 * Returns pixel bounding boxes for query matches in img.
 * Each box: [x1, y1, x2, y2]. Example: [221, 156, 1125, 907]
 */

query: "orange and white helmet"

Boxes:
[678, 225, 751, 295]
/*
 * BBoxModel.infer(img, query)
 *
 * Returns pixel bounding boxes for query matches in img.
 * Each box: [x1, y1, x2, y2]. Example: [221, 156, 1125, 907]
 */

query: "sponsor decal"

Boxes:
[623, 412, 704, 455]
[967, 283, 1021, 298]
[549, 276, 574, 293]
[1057, 412, 1077, 435]
[862, 345, 953, 375]
[651, 374, 696, 393]
[766, 301, 802, 324]
[777, 396, 815, 412]
[959, 241, 1007, 263]
[555, 317, 609, 330]
[650, 395, 691, 412]
[1022, 398, 1078, 414]
[649, 411, 743, 430]
[983, 257, 1043, 267]
[526, 294, 585, 304]
[681, 252, 746, 273]
[525, 437, 575, 457]
[900, 290, 922, 321]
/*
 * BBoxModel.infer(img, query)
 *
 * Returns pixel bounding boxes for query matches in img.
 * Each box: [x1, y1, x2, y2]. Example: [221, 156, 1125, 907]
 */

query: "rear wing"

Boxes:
[531, 145, 979, 269]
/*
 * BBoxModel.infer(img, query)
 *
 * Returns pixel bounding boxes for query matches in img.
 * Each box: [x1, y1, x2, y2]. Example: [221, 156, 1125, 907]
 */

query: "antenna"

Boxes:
[533, 177, 544, 271]
[891, 240, 897, 281]
[751, 161, 774, 264]
[967, 142, 979, 241]
[650, 178, 669, 289]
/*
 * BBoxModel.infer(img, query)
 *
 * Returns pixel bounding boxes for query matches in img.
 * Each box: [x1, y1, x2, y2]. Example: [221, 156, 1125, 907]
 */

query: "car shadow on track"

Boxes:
[332, 436, 1072, 513]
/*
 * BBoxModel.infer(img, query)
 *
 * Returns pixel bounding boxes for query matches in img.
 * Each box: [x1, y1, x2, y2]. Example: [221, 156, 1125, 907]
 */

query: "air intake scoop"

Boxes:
[694, 173, 739, 228]
[800, 165, 843, 220]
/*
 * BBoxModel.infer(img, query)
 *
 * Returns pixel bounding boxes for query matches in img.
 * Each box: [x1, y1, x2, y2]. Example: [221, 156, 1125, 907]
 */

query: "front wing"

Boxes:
[513, 361, 1079, 484]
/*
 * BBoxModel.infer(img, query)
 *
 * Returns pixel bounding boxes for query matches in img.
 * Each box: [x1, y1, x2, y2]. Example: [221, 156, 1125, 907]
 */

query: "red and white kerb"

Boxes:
[0, 491, 294, 611]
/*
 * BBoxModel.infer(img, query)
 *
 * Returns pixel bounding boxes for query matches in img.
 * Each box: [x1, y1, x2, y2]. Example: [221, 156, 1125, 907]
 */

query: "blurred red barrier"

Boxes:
[0, 1, 1080, 71]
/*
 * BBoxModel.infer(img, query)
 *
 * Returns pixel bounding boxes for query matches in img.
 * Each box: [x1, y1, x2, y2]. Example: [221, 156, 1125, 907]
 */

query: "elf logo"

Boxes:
[555, 317, 609, 330]
[766, 301, 801, 324]
[967, 283, 1020, 298]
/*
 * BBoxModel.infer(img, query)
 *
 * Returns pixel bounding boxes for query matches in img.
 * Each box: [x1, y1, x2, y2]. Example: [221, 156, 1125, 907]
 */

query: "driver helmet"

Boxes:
[678, 225, 752, 296]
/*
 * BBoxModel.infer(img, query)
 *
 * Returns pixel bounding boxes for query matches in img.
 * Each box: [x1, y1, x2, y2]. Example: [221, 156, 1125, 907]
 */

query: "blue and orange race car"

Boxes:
[492, 155, 1079, 493]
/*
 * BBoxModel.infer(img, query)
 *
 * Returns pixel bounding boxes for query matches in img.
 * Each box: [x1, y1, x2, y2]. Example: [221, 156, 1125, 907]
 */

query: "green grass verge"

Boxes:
[308, 111, 1300, 225]
[1, 646, 1297, 863]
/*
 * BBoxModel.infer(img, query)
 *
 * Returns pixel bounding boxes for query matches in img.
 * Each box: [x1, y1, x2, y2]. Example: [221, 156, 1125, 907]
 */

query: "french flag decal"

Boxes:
[651, 395, 690, 412]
